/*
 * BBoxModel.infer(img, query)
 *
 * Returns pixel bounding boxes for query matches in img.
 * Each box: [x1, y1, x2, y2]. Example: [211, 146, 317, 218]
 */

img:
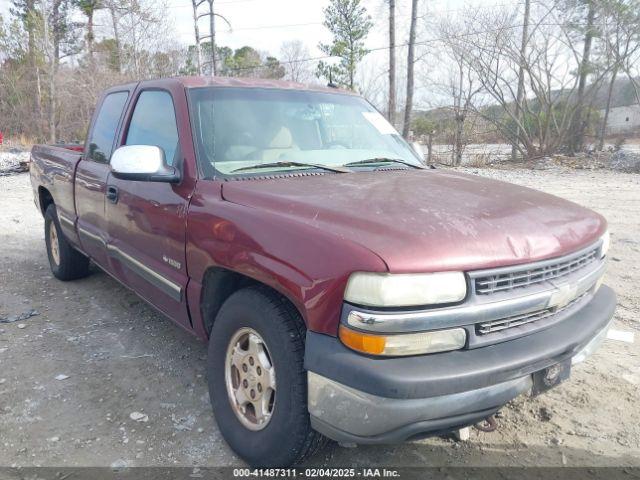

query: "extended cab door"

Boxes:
[76, 88, 132, 268]
[104, 83, 196, 328]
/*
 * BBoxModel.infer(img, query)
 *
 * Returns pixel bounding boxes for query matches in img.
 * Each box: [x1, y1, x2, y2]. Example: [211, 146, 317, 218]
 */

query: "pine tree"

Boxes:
[316, 0, 372, 90]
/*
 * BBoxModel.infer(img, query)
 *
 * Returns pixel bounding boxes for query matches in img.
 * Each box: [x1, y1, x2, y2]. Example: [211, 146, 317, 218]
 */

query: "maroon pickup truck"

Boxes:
[30, 76, 615, 467]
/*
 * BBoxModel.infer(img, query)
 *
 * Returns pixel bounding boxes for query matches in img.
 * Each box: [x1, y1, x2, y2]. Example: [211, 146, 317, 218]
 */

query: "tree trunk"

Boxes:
[426, 133, 433, 165]
[387, 0, 396, 124]
[26, 0, 36, 64]
[348, 32, 356, 90]
[42, 0, 56, 143]
[570, 0, 596, 154]
[52, 0, 61, 67]
[49, 67, 57, 143]
[402, 0, 418, 139]
[598, 67, 618, 151]
[191, 0, 202, 74]
[87, 10, 95, 66]
[455, 115, 464, 166]
[454, 62, 464, 165]
[208, 0, 216, 75]
[25, 0, 44, 139]
[35, 66, 43, 139]
[512, 0, 530, 161]
[109, 4, 122, 73]
[349, 48, 355, 90]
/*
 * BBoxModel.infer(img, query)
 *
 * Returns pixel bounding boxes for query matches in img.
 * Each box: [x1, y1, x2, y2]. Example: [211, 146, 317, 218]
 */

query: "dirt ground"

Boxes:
[0, 167, 639, 468]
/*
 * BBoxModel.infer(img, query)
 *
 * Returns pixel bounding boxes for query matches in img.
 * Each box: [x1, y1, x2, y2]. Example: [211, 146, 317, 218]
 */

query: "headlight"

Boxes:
[344, 271, 467, 307]
[600, 230, 610, 258]
[339, 324, 467, 356]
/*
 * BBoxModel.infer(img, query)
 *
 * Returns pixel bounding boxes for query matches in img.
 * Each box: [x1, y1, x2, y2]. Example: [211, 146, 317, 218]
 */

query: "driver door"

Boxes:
[105, 88, 193, 328]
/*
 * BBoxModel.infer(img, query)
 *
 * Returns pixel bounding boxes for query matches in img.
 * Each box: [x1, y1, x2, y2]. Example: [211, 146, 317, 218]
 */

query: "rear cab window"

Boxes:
[87, 91, 129, 163]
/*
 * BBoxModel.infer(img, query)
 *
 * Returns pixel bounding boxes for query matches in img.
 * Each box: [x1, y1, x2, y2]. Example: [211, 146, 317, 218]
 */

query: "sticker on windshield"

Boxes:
[362, 111, 397, 135]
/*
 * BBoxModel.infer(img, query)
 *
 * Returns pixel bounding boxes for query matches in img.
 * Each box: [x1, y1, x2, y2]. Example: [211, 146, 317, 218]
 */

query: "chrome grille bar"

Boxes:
[477, 292, 588, 334]
[475, 248, 598, 295]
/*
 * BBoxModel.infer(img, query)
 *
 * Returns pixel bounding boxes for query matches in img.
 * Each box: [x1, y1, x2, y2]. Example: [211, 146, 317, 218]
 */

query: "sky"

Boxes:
[164, 0, 420, 55]
[0, 0, 520, 107]
[1, 0, 515, 58]
[161, 0, 513, 56]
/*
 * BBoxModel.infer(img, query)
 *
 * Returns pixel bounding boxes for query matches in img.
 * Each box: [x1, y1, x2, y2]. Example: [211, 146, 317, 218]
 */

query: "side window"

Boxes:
[126, 91, 179, 165]
[87, 91, 128, 163]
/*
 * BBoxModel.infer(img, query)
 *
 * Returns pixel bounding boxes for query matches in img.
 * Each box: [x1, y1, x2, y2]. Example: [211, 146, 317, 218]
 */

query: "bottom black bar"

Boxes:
[1, 467, 639, 480]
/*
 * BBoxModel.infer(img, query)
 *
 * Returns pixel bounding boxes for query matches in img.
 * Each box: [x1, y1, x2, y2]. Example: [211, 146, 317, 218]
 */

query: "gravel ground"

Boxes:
[0, 166, 639, 468]
[0, 149, 30, 173]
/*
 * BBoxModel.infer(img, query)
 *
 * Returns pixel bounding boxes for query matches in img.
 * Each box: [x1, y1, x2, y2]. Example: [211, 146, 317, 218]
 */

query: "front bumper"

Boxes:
[305, 285, 616, 444]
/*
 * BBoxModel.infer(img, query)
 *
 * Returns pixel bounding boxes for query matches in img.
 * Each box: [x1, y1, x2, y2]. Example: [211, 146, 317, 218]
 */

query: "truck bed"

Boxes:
[30, 144, 83, 238]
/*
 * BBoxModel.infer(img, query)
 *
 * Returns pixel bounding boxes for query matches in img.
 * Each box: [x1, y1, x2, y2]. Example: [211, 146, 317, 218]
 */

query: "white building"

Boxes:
[600, 104, 640, 134]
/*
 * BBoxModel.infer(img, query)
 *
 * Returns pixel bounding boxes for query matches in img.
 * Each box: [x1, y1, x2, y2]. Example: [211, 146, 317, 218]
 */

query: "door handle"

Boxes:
[106, 185, 119, 203]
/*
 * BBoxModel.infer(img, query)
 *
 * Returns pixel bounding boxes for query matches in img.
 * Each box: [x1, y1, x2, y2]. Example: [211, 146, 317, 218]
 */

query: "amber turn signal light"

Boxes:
[338, 324, 386, 355]
[339, 324, 467, 356]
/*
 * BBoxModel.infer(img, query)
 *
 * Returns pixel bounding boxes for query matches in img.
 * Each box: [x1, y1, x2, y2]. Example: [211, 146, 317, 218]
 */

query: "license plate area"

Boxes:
[531, 359, 571, 396]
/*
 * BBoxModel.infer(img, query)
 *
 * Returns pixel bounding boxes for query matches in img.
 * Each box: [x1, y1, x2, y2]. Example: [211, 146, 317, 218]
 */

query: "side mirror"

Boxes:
[110, 145, 180, 183]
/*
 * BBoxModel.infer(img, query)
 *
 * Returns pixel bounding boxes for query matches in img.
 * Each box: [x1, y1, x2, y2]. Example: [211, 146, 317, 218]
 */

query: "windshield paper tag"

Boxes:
[362, 111, 397, 135]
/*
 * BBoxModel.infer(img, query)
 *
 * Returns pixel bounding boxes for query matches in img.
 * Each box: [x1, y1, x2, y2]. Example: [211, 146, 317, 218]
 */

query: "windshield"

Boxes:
[188, 87, 423, 177]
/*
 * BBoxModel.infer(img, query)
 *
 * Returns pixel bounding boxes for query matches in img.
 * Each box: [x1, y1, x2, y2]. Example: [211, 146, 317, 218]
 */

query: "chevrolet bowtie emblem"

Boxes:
[549, 283, 579, 309]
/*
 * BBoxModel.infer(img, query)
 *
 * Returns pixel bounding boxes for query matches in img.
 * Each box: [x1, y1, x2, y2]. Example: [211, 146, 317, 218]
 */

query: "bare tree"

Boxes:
[512, 0, 530, 160]
[190, 0, 202, 74]
[355, 58, 386, 107]
[103, 0, 122, 73]
[596, 0, 640, 149]
[11, 0, 44, 134]
[569, 0, 597, 154]
[429, 15, 484, 165]
[116, 0, 172, 78]
[193, 0, 231, 75]
[41, 0, 56, 142]
[387, 0, 396, 124]
[611, 2, 640, 106]
[402, 0, 418, 139]
[457, 4, 613, 157]
[280, 40, 312, 83]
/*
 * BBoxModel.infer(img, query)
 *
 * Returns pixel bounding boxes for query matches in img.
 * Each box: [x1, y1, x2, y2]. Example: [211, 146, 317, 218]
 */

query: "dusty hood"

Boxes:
[221, 169, 606, 273]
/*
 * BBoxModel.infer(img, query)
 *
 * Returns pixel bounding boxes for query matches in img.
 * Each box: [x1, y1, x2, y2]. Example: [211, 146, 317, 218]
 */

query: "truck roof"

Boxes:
[111, 76, 358, 96]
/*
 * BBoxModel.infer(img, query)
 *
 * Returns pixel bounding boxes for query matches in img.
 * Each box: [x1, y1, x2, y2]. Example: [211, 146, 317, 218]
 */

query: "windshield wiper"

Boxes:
[343, 157, 426, 169]
[230, 161, 351, 174]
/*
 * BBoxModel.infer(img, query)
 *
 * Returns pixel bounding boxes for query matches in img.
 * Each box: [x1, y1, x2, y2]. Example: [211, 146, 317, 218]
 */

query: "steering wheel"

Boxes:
[241, 149, 262, 160]
[324, 140, 350, 149]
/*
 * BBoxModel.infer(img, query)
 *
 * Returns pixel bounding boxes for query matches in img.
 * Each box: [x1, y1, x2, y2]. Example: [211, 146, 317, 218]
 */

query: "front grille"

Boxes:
[476, 292, 588, 335]
[474, 248, 599, 295]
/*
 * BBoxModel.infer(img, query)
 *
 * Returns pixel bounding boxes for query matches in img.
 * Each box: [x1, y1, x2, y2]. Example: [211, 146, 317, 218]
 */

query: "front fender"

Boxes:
[186, 181, 387, 337]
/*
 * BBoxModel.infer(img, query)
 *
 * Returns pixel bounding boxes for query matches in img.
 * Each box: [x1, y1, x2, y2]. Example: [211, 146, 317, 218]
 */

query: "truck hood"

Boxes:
[221, 169, 606, 272]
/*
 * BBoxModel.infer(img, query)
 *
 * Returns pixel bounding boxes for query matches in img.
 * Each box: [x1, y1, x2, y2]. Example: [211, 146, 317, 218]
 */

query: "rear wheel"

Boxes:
[207, 286, 326, 467]
[44, 204, 90, 281]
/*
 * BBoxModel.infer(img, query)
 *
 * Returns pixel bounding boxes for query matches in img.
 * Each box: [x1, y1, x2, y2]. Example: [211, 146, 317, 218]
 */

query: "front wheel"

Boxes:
[207, 286, 326, 467]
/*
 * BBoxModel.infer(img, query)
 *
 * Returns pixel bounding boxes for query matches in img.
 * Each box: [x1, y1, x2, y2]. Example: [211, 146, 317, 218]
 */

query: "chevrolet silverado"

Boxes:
[29, 76, 616, 467]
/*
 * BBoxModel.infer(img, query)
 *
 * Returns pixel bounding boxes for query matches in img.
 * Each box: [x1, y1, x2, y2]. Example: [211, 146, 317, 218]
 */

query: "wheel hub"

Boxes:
[49, 223, 60, 266]
[225, 328, 276, 431]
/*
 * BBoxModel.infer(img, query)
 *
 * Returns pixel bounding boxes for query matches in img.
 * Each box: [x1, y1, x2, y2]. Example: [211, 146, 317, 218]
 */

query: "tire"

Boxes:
[44, 204, 90, 281]
[207, 286, 327, 467]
